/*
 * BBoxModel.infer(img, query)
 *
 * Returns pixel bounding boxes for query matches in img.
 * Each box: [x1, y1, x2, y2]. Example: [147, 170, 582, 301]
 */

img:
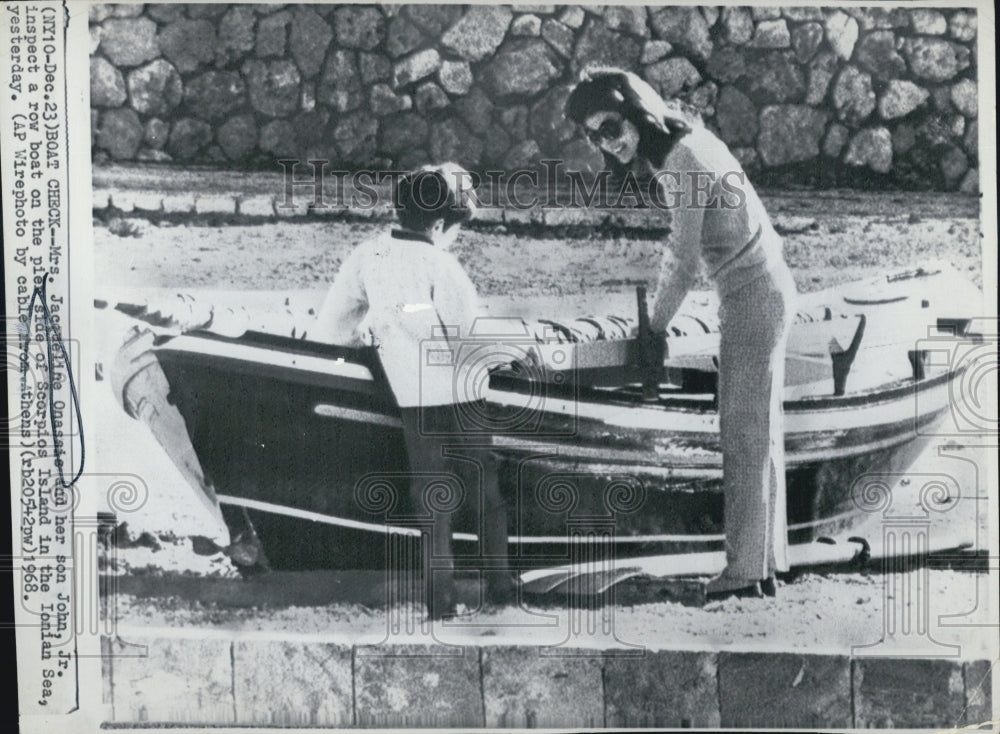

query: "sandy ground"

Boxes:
[109, 569, 993, 659]
[92, 189, 994, 654]
[95, 190, 983, 298]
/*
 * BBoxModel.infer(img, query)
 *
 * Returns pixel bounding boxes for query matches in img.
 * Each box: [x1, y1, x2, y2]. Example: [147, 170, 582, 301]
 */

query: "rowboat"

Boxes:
[104, 261, 986, 578]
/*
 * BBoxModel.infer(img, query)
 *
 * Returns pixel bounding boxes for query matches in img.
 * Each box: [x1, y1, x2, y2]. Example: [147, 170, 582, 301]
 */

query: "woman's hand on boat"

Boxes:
[647, 330, 668, 361]
[642, 329, 668, 385]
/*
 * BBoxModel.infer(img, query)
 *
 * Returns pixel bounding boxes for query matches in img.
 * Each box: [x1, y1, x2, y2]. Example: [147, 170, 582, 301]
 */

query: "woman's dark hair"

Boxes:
[396, 167, 474, 232]
[565, 68, 692, 169]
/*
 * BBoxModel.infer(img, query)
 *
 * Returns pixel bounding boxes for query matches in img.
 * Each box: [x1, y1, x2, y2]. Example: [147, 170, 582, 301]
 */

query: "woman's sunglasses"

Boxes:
[586, 118, 624, 143]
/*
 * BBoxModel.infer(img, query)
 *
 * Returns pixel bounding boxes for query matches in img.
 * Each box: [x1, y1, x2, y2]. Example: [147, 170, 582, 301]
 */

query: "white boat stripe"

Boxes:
[494, 430, 921, 466]
[314, 404, 403, 428]
[486, 379, 951, 434]
[219, 495, 433, 538]
[164, 336, 375, 381]
[216, 496, 859, 544]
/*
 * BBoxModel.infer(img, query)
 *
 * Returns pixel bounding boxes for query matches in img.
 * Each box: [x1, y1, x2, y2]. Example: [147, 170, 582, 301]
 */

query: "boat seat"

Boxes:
[521, 306, 868, 396]
[830, 314, 866, 396]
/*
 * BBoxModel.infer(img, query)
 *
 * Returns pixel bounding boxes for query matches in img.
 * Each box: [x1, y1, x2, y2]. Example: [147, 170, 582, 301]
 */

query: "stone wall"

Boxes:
[90, 4, 979, 191]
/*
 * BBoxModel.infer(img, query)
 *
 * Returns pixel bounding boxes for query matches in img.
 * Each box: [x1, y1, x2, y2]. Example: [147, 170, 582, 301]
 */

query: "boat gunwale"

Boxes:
[153, 328, 966, 416]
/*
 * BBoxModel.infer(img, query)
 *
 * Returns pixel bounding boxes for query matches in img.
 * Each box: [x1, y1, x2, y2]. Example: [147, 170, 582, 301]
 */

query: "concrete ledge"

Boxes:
[604, 650, 719, 728]
[160, 191, 197, 214]
[94, 185, 669, 232]
[235, 194, 275, 217]
[719, 652, 851, 728]
[854, 657, 968, 729]
[92, 165, 981, 237]
[966, 659, 994, 728]
[109, 636, 235, 725]
[482, 647, 603, 728]
[355, 645, 483, 728]
[194, 193, 238, 215]
[233, 640, 353, 727]
[101, 635, 994, 728]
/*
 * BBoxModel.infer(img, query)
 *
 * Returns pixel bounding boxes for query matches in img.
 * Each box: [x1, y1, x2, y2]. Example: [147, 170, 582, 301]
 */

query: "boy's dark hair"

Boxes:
[396, 167, 474, 232]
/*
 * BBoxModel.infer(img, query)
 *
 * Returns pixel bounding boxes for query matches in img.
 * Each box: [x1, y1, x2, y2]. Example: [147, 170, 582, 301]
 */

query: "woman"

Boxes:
[565, 68, 798, 600]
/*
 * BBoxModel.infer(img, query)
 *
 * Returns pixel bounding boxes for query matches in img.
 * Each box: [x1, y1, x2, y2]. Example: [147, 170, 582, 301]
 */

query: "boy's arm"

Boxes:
[311, 248, 366, 345]
[433, 253, 481, 342]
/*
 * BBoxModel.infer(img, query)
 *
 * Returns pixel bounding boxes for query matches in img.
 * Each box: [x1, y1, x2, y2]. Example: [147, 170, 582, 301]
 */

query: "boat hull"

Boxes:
[144, 329, 954, 570]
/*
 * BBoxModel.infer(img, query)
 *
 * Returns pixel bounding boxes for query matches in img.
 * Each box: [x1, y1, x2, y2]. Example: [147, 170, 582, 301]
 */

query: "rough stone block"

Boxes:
[719, 652, 850, 728]
[844, 127, 893, 174]
[605, 650, 720, 728]
[256, 10, 292, 57]
[99, 17, 160, 67]
[958, 168, 979, 194]
[233, 640, 352, 726]
[97, 108, 144, 160]
[218, 115, 259, 161]
[853, 657, 966, 728]
[111, 636, 234, 725]
[293, 7, 336, 75]
[158, 19, 217, 73]
[482, 647, 603, 728]
[441, 6, 513, 62]
[485, 40, 561, 98]
[355, 644, 483, 728]
[964, 660, 993, 728]
[243, 59, 302, 118]
[183, 71, 247, 123]
[758, 105, 829, 166]
[167, 118, 213, 161]
[91, 57, 126, 108]
[217, 5, 257, 66]
[903, 37, 971, 82]
[392, 48, 442, 89]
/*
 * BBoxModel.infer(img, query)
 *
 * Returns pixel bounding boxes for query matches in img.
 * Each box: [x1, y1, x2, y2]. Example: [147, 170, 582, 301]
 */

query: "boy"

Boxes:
[314, 164, 510, 618]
